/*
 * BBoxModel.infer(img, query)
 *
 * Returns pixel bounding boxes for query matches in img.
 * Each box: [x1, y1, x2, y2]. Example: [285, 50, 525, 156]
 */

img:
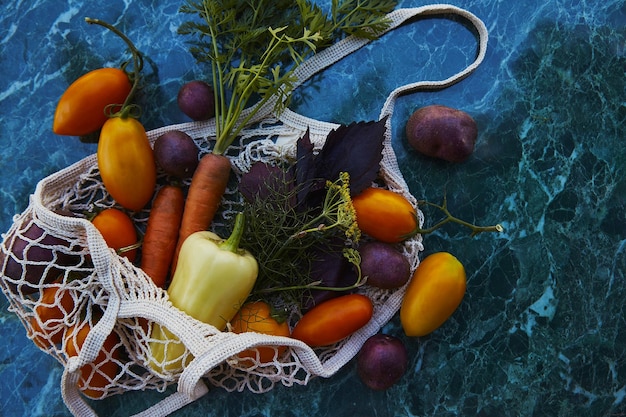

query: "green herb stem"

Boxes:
[179, 0, 396, 155]
[253, 253, 365, 296]
[417, 197, 504, 237]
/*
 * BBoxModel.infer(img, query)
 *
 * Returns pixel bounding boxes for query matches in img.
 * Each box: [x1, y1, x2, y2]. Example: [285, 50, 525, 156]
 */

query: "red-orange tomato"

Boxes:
[92, 208, 138, 261]
[29, 284, 75, 348]
[64, 323, 121, 399]
[291, 294, 373, 347]
[97, 117, 156, 211]
[53, 68, 131, 136]
[230, 301, 291, 364]
[352, 187, 418, 243]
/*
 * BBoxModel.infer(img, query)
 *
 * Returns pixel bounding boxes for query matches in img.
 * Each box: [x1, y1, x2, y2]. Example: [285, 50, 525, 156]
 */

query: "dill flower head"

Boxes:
[325, 172, 361, 243]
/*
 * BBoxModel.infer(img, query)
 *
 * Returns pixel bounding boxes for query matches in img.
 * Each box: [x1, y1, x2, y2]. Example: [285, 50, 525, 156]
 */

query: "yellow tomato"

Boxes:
[64, 323, 121, 399]
[352, 187, 418, 243]
[97, 117, 156, 211]
[53, 67, 131, 136]
[29, 284, 75, 348]
[230, 301, 291, 364]
[91, 208, 138, 261]
[400, 252, 466, 337]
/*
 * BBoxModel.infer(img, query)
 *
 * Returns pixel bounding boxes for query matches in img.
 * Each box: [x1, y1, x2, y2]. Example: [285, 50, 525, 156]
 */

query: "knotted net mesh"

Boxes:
[0, 112, 423, 399]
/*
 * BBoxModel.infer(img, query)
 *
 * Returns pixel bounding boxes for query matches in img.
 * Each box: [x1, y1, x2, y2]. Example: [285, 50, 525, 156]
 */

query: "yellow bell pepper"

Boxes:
[148, 213, 258, 373]
[400, 252, 466, 337]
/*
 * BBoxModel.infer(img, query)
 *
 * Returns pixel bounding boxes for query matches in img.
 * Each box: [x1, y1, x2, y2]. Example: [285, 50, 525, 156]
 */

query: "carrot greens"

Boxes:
[178, 0, 396, 155]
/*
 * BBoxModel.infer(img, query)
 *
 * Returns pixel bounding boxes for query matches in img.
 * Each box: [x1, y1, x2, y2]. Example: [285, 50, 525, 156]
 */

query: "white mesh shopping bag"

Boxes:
[0, 5, 487, 417]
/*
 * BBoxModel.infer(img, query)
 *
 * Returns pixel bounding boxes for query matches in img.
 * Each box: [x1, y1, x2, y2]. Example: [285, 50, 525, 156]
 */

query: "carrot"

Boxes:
[171, 153, 232, 271]
[141, 185, 185, 288]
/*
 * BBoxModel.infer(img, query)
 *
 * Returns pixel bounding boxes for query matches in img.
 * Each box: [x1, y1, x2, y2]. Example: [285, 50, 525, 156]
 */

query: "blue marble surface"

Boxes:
[1, 0, 625, 416]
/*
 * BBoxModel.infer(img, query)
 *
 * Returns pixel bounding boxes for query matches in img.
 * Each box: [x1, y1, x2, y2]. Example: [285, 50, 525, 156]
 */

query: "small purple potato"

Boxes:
[357, 334, 408, 391]
[405, 104, 477, 162]
[2, 214, 81, 295]
[359, 241, 411, 289]
[177, 80, 215, 121]
[154, 130, 200, 178]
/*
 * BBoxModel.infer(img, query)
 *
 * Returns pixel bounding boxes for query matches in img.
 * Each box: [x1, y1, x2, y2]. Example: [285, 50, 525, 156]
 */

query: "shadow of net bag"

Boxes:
[0, 5, 487, 417]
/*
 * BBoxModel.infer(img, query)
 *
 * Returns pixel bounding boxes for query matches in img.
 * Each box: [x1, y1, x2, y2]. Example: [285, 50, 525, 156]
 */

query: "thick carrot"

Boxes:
[171, 153, 232, 272]
[141, 185, 184, 288]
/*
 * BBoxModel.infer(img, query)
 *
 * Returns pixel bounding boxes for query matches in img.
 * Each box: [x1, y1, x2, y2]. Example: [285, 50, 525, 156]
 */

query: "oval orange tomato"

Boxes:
[53, 67, 131, 136]
[291, 294, 373, 347]
[64, 323, 121, 399]
[400, 252, 466, 337]
[230, 301, 291, 364]
[91, 208, 138, 261]
[97, 116, 156, 211]
[29, 284, 75, 348]
[352, 187, 418, 243]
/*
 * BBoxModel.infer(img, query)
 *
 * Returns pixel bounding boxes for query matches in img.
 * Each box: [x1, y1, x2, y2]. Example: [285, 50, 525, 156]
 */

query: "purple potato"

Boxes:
[154, 130, 200, 179]
[405, 104, 477, 162]
[177, 80, 215, 121]
[357, 334, 408, 391]
[359, 241, 411, 289]
[1, 216, 81, 295]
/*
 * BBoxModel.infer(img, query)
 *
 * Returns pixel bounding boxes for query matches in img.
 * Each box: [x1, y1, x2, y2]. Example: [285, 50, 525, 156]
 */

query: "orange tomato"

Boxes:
[291, 294, 373, 347]
[230, 301, 291, 364]
[29, 284, 75, 348]
[53, 68, 131, 136]
[91, 208, 138, 261]
[352, 187, 418, 243]
[64, 323, 121, 399]
[97, 116, 156, 211]
[400, 252, 466, 337]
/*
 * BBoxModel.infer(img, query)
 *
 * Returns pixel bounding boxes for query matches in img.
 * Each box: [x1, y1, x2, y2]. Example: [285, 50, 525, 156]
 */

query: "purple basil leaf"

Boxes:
[240, 161, 296, 208]
[301, 240, 358, 311]
[314, 118, 387, 196]
[296, 129, 325, 208]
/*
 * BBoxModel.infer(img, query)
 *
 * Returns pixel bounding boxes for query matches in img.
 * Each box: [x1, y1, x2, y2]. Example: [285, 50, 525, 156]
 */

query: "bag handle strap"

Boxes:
[377, 5, 489, 120]
[252, 4, 488, 125]
[292, 5, 488, 93]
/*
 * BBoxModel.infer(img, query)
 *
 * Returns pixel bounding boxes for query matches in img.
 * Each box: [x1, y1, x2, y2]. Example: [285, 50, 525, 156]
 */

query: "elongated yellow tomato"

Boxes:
[400, 252, 466, 337]
[352, 187, 418, 243]
[98, 117, 156, 211]
[53, 68, 131, 136]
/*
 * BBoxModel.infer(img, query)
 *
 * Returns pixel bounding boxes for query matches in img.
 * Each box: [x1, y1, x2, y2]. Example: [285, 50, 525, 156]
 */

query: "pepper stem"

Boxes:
[84, 17, 144, 115]
[220, 213, 245, 253]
